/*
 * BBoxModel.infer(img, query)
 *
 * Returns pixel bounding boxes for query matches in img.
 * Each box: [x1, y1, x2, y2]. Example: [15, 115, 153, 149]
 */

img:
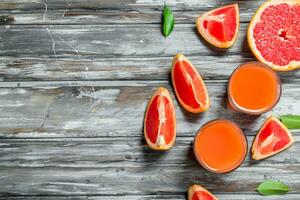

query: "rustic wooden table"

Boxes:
[0, 0, 299, 199]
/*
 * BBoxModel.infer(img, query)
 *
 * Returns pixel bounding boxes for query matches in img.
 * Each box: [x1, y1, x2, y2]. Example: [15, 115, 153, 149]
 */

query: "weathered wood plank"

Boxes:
[0, 81, 299, 138]
[0, 10, 255, 25]
[0, 0, 266, 11]
[1, 55, 299, 81]
[0, 0, 264, 24]
[1, 23, 300, 81]
[1, 136, 299, 167]
[0, 137, 299, 195]
[0, 159, 299, 195]
[0, 136, 299, 196]
[1, 194, 300, 200]
[0, 55, 253, 81]
[0, 24, 251, 57]
[0, 137, 298, 195]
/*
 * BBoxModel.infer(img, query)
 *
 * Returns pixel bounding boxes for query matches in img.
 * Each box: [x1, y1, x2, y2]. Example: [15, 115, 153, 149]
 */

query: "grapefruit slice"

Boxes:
[252, 116, 295, 160]
[196, 4, 239, 48]
[188, 184, 218, 200]
[171, 54, 210, 113]
[144, 87, 176, 150]
[248, 0, 300, 71]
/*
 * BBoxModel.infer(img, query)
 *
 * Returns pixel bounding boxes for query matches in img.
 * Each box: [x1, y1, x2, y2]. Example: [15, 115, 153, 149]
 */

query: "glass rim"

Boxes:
[227, 61, 282, 115]
[193, 119, 248, 174]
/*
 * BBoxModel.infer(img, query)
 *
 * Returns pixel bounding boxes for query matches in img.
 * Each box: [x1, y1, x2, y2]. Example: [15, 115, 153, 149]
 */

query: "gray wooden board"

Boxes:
[0, 136, 299, 195]
[1, 55, 300, 81]
[0, 0, 265, 24]
[0, 81, 299, 138]
[1, 24, 300, 81]
[1, 194, 300, 200]
[0, 24, 251, 57]
[0, 0, 300, 199]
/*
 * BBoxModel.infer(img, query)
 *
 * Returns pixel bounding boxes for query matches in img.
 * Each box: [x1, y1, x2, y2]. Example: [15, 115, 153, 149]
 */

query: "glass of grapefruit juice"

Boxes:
[228, 61, 281, 115]
[194, 119, 247, 173]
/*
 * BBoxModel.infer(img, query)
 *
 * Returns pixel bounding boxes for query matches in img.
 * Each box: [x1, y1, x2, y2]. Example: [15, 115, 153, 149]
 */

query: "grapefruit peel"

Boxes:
[252, 116, 295, 160]
[188, 184, 218, 200]
[171, 54, 210, 113]
[144, 87, 176, 150]
[196, 4, 239, 48]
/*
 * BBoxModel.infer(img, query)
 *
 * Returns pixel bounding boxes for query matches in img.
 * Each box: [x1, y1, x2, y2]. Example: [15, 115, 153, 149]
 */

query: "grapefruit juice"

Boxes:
[228, 61, 281, 115]
[194, 119, 247, 173]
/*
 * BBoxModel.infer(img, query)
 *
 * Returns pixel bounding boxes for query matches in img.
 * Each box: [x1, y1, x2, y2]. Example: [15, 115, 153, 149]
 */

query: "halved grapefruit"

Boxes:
[171, 54, 210, 113]
[196, 4, 239, 48]
[144, 87, 176, 150]
[252, 116, 295, 160]
[188, 184, 218, 200]
[248, 0, 300, 71]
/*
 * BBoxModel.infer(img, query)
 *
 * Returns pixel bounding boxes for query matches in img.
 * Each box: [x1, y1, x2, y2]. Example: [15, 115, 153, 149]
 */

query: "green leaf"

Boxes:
[280, 115, 300, 129]
[162, 5, 174, 37]
[257, 180, 289, 196]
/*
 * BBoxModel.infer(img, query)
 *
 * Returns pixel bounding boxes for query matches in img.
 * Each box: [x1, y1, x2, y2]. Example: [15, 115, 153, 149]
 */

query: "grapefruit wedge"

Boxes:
[248, 0, 300, 71]
[252, 116, 295, 160]
[171, 54, 210, 113]
[188, 184, 218, 200]
[196, 4, 239, 48]
[144, 87, 176, 150]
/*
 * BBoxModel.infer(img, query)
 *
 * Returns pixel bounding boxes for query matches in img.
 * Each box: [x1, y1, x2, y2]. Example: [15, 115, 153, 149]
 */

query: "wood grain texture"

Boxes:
[1, 194, 300, 200]
[0, 81, 299, 138]
[1, 0, 300, 199]
[0, 137, 299, 195]
[1, 137, 299, 167]
[0, 24, 250, 57]
[1, 24, 299, 81]
[1, 55, 300, 81]
[0, 55, 254, 81]
[0, 0, 264, 24]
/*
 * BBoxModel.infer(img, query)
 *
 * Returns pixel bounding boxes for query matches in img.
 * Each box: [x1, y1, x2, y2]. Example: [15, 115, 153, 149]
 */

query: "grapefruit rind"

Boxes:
[188, 184, 218, 200]
[247, 0, 300, 71]
[251, 116, 295, 160]
[144, 87, 176, 150]
[196, 4, 239, 48]
[171, 54, 210, 113]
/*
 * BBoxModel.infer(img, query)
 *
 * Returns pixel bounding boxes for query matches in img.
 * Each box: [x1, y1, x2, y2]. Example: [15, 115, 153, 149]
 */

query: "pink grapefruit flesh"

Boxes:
[171, 54, 210, 113]
[248, 0, 300, 71]
[188, 185, 218, 200]
[196, 4, 239, 48]
[144, 87, 176, 150]
[252, 116, 295, 160]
